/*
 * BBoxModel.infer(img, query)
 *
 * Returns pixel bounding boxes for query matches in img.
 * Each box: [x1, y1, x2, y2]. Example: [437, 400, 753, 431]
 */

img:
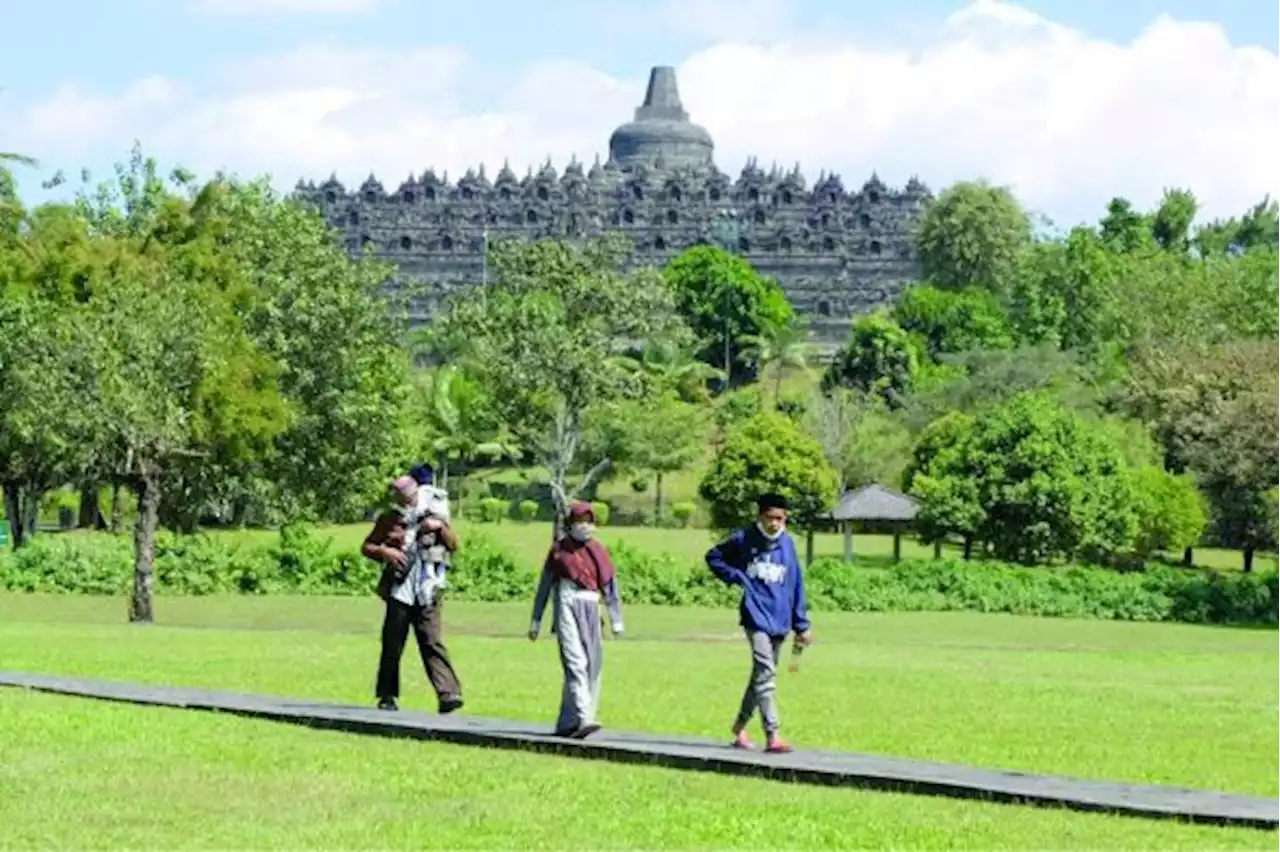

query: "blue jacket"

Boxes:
[706, 526, 810, 637]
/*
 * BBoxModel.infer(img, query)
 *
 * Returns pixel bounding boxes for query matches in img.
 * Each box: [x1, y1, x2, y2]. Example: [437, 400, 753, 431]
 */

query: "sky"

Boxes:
[2, 0, 1277, 228]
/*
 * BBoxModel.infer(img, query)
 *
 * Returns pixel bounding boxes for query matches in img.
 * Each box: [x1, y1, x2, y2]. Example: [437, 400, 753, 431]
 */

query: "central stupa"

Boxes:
[607, 66, 715, 170]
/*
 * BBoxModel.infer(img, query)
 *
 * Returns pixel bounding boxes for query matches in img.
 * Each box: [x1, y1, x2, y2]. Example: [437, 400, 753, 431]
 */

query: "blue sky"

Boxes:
[3, 0, 1277, 225]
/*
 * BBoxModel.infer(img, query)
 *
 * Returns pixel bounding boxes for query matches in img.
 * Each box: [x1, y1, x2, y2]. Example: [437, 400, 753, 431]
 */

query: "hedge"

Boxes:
[0, 526, 1275, 627]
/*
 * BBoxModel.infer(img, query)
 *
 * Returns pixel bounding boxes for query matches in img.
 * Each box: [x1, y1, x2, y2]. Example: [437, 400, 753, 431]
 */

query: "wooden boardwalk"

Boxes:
[2, 672, 1275, 830]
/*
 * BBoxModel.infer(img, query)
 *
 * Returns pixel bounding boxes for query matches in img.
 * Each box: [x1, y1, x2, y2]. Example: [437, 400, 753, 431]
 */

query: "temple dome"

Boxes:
[608, 66, 714, 171]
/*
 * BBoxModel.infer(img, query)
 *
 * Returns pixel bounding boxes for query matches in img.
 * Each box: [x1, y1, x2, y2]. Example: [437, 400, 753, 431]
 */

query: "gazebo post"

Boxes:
[842, 521, 853, 563]
[893, 530, 902, 562]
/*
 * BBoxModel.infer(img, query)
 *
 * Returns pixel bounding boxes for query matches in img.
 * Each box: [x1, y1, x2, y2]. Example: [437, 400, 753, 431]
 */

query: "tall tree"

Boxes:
[663, 245, 793, 387]
[821, 314, 919, 409]
[432, 235, 683, 526]
[916, 180, 1032, 299]
[740, 317, 810, 402]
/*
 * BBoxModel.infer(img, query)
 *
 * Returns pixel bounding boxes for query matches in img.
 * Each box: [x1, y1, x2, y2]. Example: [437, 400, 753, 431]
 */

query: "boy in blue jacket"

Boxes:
[706, 492, 811, 753]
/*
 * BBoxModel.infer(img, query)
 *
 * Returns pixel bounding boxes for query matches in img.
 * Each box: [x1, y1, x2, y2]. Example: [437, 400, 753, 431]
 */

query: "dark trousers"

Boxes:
[375, 598, 462, 702]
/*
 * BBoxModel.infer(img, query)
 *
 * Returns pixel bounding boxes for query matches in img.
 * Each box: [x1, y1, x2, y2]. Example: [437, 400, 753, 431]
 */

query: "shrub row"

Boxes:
[1, 526, 1275, 627]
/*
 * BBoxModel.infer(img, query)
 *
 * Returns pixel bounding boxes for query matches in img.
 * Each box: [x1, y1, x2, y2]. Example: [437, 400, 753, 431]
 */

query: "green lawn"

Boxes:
[0, 594, 1274, 849]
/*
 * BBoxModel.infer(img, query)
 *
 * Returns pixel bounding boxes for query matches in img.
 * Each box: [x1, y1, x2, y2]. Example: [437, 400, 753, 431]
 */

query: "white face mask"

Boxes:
[756, 521, 784, 541]
[569, 523, 595, 542]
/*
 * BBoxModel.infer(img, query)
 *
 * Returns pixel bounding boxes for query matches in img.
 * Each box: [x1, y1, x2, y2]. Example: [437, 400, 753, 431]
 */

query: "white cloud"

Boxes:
[13, 1, 1279, 225]
[191, 0, 378, 14]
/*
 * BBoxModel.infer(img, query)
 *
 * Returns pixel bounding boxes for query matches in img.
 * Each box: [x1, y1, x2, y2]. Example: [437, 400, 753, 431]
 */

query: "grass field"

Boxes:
[0, 594, 1275, 850]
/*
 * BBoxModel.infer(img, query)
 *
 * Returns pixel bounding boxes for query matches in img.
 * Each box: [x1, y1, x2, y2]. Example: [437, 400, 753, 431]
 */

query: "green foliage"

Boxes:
[1128, 467, 1208, 557]
[916, 180, 1032, 299]
[3, 531, 1273, 626]
[589, 501, 611, 526]
[476, 498, 507, 524]
[907, 394, 1138, 564]
[662, 245, 793, 384]
[699, 412, 839, 531]
[822, 314, 919, 409]
[892, 284, 1014, 358]
[517, 500, 539, 522]
[670, 502, 696, 528]
[1150, 188, 1197, 253]
[431, 235, 683, 514]
[714, 386, 764, 434]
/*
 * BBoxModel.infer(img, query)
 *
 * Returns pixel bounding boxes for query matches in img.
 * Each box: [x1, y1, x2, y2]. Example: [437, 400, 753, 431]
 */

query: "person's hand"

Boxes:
[612, 623, 625, 637]
[795, 630, 813, 647]
[382, 547, 408, 569]
[527, 623, 540, 641]
[421, 517, 444, 533]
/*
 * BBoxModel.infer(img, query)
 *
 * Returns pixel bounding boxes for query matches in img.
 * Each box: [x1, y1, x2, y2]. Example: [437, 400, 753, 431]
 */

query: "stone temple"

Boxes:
[293, 66, 932, 343]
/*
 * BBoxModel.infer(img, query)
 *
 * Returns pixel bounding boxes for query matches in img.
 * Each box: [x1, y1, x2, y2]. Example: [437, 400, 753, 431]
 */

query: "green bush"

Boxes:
[670, 502, 696, 528]
[477, 498, 507, 524]
[517, 500, 539, 522]
[1, 529, 1274, 627]
[590, 501, 611, 526]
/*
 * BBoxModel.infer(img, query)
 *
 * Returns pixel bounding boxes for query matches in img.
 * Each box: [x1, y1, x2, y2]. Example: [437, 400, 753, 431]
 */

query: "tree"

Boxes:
[800, 387, 866, 492]
[0, 194, 132, 547]
[421, 364, 519, 513]
[821, 314, 919, 409]
[82, 233, 288, 621]
[188, 179, 417, 525]
[901, 345, 1095, 432]
[615, 338, 723, 404]
[432, 235, 683, 526]
[906, 394, 1138, 565]
[1128, 467, 1207, 559]
[1187, 385, 1278, 572]
[699, 412, 839, 533]
[902, 412, 983, 557]
[1194, 197, 1279, 257]
[663, 245, 793, 386]
[1150, 188, 1197, 253]
[892, 284, 1014, 358]
[1099, 197, 1151, 254]
[0, 298, 101, 548]
[614, 392, 707, 524]
[740, 317, 810, 402]
[916, 180, 1032, 299]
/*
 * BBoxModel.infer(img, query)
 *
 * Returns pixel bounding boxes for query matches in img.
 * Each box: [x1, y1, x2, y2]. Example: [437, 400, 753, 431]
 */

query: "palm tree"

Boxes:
[614, 339, 725, 404]
[741, 319, 811, 402]
[422, 365, 520, 515]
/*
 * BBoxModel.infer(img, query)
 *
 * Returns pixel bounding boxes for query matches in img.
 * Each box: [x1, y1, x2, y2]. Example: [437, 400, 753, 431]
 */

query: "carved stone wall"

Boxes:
[294, 158, 930, 342]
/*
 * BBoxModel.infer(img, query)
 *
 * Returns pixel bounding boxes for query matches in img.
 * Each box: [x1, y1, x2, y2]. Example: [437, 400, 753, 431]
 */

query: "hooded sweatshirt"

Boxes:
[706, 525, 809, 638]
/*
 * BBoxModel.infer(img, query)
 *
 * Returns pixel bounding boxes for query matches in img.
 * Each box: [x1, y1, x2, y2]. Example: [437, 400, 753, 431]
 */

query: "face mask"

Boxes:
[756, 521, 784, 541]
[569, 523, 595, 542]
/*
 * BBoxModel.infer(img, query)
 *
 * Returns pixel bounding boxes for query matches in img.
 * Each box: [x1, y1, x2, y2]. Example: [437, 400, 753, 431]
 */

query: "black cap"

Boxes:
[757, 492, 789, 512]
[409, 463, 435, 486]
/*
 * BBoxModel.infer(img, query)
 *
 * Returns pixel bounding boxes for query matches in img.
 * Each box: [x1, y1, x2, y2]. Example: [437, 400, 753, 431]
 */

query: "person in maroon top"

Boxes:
[528, 502, 624, 738]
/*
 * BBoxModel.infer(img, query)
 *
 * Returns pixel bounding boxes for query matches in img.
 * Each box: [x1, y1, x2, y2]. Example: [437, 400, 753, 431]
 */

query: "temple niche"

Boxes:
[294, 66, 932, 344]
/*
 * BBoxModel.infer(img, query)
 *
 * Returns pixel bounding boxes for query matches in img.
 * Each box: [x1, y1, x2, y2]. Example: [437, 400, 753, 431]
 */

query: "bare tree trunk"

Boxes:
[3, 485, 29, 550]
[1182, 546, 1193, 567]
[963, 536, 973, 560]
[129, 473, 161, 624]
[78, 481, 102, 529]
[654, 471, 664, 526]
[1243, 548, 1254, 574]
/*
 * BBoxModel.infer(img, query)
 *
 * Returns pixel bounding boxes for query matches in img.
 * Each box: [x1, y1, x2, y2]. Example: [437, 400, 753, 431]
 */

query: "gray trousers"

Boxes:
[555, 582, 604, 733]
[734, 630, 784, 736]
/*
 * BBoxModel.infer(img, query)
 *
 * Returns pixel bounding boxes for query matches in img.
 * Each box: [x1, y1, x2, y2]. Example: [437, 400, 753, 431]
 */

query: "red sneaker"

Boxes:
[765, 735, 793, 754]
[731, 729, 756, 750]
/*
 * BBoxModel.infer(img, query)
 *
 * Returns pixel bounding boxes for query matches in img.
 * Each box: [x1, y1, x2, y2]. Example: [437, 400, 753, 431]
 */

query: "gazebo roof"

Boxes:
[825, 483, 920, 522]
